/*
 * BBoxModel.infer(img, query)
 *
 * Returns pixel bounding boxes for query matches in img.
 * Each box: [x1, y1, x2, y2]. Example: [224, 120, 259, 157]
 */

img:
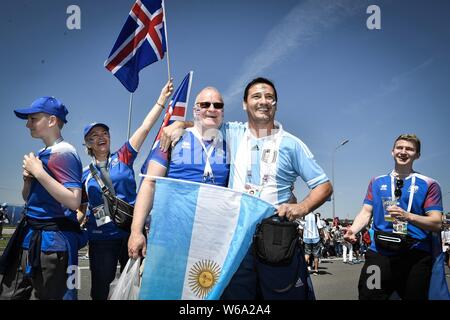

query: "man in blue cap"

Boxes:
[0, 96, 85, 300]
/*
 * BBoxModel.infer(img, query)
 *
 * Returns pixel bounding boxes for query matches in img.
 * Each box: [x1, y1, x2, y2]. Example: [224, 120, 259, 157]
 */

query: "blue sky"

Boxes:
[1, 0, 449, 219]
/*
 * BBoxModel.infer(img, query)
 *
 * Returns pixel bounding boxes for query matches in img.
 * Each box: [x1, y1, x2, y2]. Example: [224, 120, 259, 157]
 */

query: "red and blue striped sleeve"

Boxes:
[47, 151, 82, 189]
[118, 141, 138, 167]
[363, 178, 374, 206]
[424, 180, 443, 213]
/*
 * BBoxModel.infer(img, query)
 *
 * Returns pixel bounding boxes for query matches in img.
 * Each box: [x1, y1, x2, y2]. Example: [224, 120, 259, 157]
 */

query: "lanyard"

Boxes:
[92, 154, 115, 191]
[189, 128, 220, 184]
[245, 136, 273, 188]
[91, 153, 112, 171]
[230, 121, 283, 202]
[390, 171, 416, 212]
[245, 128, 282, 188]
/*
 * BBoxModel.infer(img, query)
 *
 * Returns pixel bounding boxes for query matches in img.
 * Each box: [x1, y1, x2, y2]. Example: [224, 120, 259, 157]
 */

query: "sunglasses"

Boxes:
[394, 178, 404, 199]
[196, 102, 224, 110]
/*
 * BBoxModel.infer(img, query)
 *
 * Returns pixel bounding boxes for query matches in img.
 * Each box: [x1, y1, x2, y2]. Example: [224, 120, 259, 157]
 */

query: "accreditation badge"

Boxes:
[261, 149, 277, 164]
[92, 204, 112, 227]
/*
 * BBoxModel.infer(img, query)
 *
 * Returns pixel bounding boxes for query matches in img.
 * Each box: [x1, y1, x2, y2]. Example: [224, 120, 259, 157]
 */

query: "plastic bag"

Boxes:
[108, 258, 141, 300]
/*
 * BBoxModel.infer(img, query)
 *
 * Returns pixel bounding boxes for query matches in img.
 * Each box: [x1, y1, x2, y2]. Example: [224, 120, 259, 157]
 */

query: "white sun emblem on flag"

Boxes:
[188, 259, 221, 299]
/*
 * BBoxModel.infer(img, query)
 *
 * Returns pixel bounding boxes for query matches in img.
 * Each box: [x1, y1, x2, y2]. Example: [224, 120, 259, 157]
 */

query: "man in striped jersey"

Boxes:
[161, 77, 333, 300]
[220, 77, 332, 300]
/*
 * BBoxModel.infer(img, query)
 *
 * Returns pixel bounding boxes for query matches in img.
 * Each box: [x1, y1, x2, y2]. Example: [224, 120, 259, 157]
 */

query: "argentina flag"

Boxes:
[138, 177, 275, 300]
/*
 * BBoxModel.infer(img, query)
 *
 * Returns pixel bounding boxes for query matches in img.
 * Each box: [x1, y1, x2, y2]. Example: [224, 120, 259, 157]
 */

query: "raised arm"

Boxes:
[129, 79, 174, 152]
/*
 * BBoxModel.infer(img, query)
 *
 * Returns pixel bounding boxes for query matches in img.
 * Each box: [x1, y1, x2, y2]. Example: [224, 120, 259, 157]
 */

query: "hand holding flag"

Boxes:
[140, 71, 193, 175]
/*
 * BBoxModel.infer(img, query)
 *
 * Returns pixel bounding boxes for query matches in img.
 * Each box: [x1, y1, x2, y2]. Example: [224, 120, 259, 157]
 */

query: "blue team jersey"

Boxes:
[150, 128, 230, 186]
[364, 172, 443, 254]
[225, 121, 329, 206]
[22, 141, 83, 251]
[82, 141, 138, 241]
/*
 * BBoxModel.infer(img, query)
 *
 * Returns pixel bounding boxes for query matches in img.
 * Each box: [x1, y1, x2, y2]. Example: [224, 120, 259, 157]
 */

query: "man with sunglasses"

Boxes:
[129, 87, 230, 260]
[344, 134, 444, 300]
[160, 77, 332, 300]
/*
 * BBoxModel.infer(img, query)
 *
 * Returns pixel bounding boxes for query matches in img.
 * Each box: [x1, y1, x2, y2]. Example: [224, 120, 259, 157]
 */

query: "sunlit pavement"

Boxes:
[75, 255, 450, 300]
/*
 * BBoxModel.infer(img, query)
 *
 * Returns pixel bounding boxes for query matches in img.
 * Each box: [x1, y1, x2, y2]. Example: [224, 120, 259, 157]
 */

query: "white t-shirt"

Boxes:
[442, 230, 450, 252]
[303, 213, 322, 243]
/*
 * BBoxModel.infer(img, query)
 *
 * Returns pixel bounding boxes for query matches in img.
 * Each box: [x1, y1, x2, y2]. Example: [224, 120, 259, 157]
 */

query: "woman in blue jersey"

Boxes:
[128, 86, 230, 259]
[79, 80, 173, 300]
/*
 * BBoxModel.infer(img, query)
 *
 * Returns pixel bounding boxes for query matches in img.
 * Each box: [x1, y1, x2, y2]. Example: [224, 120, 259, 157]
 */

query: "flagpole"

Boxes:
[127, 92, 133, 140]
[162, 0, 171, 80]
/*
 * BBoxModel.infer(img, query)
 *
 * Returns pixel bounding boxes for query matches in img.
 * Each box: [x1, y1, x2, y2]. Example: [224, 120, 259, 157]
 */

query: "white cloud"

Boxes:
[223, 0, 363, 106]
[343, 57, 434, 115]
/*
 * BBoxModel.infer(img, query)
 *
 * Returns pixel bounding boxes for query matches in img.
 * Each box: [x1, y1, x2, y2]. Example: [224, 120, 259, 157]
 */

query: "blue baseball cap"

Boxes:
[83, 122, 110, 139]
[14, 96, 69, 123]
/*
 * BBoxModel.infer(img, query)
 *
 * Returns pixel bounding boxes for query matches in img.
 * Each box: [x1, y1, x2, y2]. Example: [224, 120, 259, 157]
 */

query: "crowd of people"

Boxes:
[298, 213, 372, 273]
[0, 76, 448, 301]
[0, 203, 10, 241]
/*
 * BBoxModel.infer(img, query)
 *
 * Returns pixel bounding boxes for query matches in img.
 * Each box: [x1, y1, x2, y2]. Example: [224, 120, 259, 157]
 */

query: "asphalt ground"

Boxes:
[76, 255, 366, 300]
[2, 227, 450, 300]
[310, 258, 364, 300]
[75, 255, 450, 300]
